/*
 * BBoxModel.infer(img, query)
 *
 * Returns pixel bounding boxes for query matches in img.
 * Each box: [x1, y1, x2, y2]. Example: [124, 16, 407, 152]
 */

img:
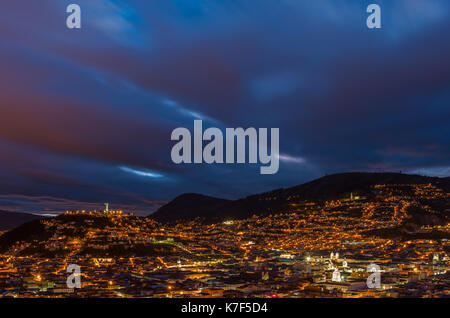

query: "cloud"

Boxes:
[120, 166, 164, 178]
[0, 0, 449, 214]
[249, 72, 300, 103]
[0, 194, 166, 216]
[408, 166, 450, 178]
[279, 154, 306, 164]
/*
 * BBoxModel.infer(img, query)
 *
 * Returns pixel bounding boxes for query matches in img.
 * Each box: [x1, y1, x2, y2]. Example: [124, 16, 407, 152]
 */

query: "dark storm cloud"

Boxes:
[0, 0, 449, 215]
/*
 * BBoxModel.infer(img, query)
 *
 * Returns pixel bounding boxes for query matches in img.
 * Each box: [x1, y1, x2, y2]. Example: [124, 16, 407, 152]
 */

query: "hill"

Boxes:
[0, 212, 182, 257]
[149, 172, 450, 222]
[0, 210, 43, 231]
[0, 172, 449, 255]
[150, 193, 230, 222]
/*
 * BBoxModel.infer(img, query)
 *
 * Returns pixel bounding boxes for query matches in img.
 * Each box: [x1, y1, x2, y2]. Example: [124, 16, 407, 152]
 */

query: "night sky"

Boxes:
[0, 0, 449, 215]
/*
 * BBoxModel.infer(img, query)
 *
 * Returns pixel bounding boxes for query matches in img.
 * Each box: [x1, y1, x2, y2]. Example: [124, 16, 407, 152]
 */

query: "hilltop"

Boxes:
[0, 210, 43, 231]
[0, 172, 449, 257]
[0, 212, 181, 257]
[150, 193, 230, 222]
[149, 172, 450, 222]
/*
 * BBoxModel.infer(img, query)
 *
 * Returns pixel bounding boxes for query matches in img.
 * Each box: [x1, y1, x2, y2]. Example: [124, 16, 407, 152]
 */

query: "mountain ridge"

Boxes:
[149, 172, 450, 222]
[0, 210, 43, 231]
[0, 172, 449, 255]
[149, 193, 230, 222]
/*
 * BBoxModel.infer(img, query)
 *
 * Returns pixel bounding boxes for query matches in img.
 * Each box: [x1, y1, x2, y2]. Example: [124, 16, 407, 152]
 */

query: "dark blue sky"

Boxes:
[0, 0, 449, 215]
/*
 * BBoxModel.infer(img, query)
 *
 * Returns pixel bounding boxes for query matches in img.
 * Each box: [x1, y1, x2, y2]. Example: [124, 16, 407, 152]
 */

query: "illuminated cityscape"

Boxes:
[0, 1, 449, 307]
[0, 181, 448, 298]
